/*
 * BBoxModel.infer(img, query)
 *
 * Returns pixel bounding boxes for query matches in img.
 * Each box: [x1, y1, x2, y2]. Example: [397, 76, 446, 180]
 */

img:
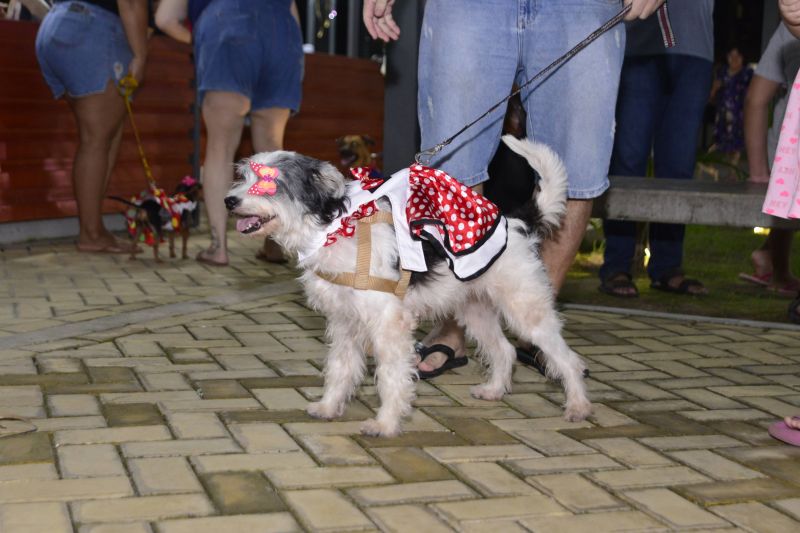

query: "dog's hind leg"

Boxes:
[459, 301, 515, 401]
[510, 312, 591, 422]
[361, 306, 417, 438]
[169, 232, 176, 259]
[307, 316, 366, 421]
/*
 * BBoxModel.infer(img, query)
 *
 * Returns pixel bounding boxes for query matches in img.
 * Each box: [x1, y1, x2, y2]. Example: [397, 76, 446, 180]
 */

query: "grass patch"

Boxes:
[560, 224, 800, 324]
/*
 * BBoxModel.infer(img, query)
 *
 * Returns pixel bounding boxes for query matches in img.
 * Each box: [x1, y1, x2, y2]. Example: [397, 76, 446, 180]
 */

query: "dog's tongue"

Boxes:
[236, 216, 261, 233]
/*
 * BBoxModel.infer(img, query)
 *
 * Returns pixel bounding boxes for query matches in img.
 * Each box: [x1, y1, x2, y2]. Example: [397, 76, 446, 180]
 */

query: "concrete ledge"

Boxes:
[0, 214, 126, 245]
[592, 177, 800, 229]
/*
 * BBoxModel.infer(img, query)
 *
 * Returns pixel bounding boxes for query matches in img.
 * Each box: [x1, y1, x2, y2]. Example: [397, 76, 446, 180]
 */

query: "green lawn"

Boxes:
[560, 223, 800, 324]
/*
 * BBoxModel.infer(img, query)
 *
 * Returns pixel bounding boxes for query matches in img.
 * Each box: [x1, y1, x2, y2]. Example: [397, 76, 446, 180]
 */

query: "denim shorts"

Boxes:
[418, 0, 625, 198]
[35, 1, 132, 99]
[194, 0, 303, 112]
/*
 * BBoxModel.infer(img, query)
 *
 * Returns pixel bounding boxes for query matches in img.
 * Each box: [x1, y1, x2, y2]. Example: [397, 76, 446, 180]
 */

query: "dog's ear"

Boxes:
[335, 136, 344, 146]
[362, 135, 376, 146]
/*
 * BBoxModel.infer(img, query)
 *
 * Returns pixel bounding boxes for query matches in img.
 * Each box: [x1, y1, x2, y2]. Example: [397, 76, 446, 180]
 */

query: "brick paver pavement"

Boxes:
[1, 232, 799, 532]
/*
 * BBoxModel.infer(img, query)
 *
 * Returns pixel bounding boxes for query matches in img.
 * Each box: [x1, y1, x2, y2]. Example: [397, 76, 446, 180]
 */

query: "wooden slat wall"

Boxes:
[0, 20, 384, 224]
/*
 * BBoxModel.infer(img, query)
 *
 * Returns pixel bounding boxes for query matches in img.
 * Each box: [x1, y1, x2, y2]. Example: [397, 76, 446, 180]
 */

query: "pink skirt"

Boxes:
[763, 69, 800, 219]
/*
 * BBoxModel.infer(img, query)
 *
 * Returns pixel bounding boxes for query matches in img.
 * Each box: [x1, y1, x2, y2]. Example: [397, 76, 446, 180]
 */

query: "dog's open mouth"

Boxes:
[339, 150, 357, 167]
[235, 215, 274, 234]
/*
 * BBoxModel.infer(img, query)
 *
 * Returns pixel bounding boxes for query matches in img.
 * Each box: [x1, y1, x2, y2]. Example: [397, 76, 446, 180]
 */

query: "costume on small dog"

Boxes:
[225, 136, 589, 437]
[110, 176, 200, 262]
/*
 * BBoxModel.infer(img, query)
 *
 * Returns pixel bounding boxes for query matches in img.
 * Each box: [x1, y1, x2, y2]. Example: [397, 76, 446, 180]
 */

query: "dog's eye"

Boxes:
[232, 176, 245, 185]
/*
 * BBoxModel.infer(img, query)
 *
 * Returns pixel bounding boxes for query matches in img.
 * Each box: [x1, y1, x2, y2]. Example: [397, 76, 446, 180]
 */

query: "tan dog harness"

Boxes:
[314, 210, 412, 298]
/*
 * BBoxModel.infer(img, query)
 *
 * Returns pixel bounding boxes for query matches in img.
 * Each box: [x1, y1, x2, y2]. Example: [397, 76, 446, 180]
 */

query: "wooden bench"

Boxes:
[592, 176, 800, 230]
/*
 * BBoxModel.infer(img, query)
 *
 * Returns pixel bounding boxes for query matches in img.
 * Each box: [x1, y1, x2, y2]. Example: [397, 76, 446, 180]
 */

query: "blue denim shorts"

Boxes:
[194, 0, 303, 112]
[35, 1, 132, 99]
[418, 0, 625, 198]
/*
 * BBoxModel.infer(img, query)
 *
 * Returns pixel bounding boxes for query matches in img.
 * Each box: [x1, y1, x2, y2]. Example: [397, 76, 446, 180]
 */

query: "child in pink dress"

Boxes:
[763, 70, 800, 218]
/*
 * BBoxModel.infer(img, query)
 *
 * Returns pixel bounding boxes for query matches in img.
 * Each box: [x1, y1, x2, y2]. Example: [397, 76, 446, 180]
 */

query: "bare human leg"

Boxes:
[68, 80, 134, 253]
[196, 91, 249, 266]
[250, 107, 291, 262]
[415, 183, 485, 372]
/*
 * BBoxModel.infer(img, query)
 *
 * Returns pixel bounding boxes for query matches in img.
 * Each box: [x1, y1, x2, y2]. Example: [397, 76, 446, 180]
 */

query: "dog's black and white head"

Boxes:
[224, 151, 349, 252]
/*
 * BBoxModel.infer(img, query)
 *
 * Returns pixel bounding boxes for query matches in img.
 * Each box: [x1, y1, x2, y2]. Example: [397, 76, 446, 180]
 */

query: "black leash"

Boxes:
[414, 3, 633, 165]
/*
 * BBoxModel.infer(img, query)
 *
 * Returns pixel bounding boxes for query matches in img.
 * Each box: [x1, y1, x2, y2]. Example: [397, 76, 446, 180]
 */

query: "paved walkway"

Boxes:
[1, 232, 799, 532]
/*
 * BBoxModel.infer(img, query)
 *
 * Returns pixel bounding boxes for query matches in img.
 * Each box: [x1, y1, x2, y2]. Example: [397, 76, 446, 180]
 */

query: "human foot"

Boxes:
[599, 272, 639, 298]
[77, 233, 138, 254]
[415, 321, 467, 377]
[196, 249, 228, 267]
[768, 415, 800, 446]
[651, 274, 708, 295]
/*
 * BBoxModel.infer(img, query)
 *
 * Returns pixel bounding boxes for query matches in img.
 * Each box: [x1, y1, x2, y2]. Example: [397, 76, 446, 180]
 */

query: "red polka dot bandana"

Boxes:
[348, 166, 385, 190]
[406, 165, 500, 254]
[323, 167, 386, 247]
[248, 162, 279, 196]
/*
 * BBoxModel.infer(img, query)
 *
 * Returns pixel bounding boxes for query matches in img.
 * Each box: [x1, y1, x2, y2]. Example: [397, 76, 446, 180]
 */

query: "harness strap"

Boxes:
[315, 210, 411, 297]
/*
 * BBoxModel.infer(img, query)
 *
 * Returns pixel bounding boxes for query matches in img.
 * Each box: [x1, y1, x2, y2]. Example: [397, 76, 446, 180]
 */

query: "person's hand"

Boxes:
[780, 0, 800, 28]
[624, 0, 666, 21]
[363, 0, 400, 42]
[128, 55, 146, 85]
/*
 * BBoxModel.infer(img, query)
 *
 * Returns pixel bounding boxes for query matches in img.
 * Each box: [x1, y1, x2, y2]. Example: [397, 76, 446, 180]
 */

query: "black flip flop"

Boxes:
[416, 343, 468, 380]
[516, 346, 590, 378]
[651, 275, 706, 295]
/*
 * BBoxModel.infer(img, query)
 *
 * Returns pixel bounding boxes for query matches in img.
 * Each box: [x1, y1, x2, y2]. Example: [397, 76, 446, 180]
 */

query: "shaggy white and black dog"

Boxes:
[225, 136, 590, 437]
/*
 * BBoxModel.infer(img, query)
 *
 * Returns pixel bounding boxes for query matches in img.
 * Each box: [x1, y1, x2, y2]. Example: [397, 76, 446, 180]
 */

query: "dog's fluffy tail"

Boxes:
[500, 135, 568, 234]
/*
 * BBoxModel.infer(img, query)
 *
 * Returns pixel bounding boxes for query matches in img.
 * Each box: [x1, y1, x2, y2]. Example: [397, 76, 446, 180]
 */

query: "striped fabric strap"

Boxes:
[656, 2, 675, 49]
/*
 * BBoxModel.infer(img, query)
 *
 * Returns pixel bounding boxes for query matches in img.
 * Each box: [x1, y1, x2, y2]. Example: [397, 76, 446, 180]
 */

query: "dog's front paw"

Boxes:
[360, 418, 401, 438]
[564, 399, 592, 422]
[470, 383, 507, 402]
[307, 401, 344, 420]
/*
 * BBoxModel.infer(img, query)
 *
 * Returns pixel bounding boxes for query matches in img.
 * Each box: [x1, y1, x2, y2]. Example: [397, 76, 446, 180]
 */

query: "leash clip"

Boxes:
[414, 144, 443, 166]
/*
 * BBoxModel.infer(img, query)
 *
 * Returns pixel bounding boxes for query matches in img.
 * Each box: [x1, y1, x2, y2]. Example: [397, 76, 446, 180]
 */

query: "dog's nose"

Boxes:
[224, 196, 240, 211]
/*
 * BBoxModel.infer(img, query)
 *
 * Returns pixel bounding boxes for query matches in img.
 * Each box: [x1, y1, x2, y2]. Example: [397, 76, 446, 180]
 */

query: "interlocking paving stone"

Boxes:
[711, 502, 800, 532]
[78, 522, 154, 533]
[58, 444, 126, 478]
[370, 446, 454, 482]
[432, 494, 567, 523]
[0, 433, 53, 465]
[121, 437, 241, 458]
[71, 494, 214, 523]
[3, 238, 800, 531]
[529, 473, 623, 511]
[299, 435, 375, 465]
[366, 504, 453, 533]
[590, 466, 711, 489]
[0, 476, 133, 503]
[584, 437, 674, 468]
[283, 489, 374, 531]
[156, 513, 300, 533]
[191, 451, 316, 473]
[666, 450, 766, 481]
[348, 479, 477, 506]
[103, 403, 164, 427]
[676, 478, 800, 505]
[519, 510, 665, 533]
[267, 466, 395, 489]
[0, 502, 73, 533]
[623, 488, 730, 529]
[451, 462, 539, 496]
[200, 472, 285, 514]
[128, 457, 203, 495]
